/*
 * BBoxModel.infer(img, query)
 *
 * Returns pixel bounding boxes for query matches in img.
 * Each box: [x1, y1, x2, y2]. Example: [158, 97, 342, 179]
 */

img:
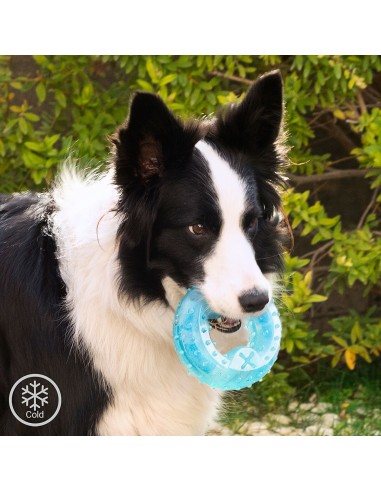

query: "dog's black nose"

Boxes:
[238, 291, 269, 313]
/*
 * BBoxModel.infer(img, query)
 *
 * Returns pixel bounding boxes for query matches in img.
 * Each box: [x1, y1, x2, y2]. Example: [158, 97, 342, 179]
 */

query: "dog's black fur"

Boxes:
[0, 70, 289, 435]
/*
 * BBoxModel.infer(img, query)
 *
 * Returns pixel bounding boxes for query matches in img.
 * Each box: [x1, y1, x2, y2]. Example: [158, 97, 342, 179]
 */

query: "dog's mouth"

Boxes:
[208, 317, 242, 334]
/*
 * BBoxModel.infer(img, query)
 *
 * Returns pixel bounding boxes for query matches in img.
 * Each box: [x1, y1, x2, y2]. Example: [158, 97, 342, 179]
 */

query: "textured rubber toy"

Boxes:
[173, 288, 282, 390]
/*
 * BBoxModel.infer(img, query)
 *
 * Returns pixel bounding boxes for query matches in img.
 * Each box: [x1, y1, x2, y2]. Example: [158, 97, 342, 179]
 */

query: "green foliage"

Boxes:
[221, 368, 296, 428]
[1, 55, 381, 380]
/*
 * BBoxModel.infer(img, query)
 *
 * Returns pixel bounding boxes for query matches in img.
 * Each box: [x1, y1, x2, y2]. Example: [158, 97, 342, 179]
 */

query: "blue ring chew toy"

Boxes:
[173, 288, 282, 390]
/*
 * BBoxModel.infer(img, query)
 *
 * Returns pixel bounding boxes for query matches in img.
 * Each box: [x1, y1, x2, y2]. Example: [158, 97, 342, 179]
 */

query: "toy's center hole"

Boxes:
[208, 319, 249, 355]
[208, 317, 241, 333]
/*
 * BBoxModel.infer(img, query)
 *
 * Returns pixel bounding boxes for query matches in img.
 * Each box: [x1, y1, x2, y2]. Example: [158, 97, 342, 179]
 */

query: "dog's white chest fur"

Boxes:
[92, 280, 221, 436]
[52, 169, 221, 435]
[96, 327, 221, 436]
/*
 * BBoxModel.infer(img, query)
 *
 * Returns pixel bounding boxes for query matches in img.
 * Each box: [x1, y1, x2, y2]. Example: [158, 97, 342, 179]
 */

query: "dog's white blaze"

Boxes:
[196, 141, 270, 318]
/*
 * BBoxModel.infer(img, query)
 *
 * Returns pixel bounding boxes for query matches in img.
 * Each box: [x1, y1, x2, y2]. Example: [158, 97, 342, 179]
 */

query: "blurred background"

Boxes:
[1, 55, 380, 436]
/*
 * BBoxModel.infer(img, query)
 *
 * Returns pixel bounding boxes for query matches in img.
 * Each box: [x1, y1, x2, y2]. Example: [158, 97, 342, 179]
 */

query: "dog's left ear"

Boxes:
[216, 70, 284, 153]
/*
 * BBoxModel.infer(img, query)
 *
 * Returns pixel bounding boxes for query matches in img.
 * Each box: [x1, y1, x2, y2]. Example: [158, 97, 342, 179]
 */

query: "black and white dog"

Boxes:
[0, 70, 289, 435]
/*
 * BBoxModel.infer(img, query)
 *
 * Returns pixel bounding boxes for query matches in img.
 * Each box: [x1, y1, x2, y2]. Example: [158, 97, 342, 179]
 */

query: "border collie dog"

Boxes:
[0, 70, 289, 435]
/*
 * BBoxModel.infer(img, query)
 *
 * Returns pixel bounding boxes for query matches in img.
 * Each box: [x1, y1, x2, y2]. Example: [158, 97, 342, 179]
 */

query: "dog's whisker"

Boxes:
[255, 252, 285, 260]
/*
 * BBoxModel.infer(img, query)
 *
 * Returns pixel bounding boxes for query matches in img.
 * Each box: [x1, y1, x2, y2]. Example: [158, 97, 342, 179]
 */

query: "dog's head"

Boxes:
[112, 70, 290, 319]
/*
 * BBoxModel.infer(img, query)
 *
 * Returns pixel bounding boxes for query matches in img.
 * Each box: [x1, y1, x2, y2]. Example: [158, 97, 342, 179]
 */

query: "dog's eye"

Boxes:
[247, 217, 259, 236]
[189, 224, 206, 236]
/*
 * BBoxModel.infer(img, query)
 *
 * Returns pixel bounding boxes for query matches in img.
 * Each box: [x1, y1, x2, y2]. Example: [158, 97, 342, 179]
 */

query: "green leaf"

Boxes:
[350, 321, 362, 344]
[332, 336, 348, 348]
[285, 339, 294, 353]
[33, 55, 48, 65]
[146, 57, 159, 83]
[206, 92, 217, 105]
[31, 168, 47, 185]
[55, 90, 67, 108]
[25, 141, 45, 152]
[136, 79, 154, 92]
[22, 150, 46, 168]
[24, 112, 40, 122]
[293, 305, 312, 313]
[308, 294, 327, 303]
[10, 105, 22, 113]
[36, 82, 46, 104]
[334, 63, 342, 79]
[190, 88, 201, 107]
[10, 81, 22, 90]
[18, 118, 28, 134]
[331, 351, 342, 368]
[81, 84, 94, 103]
[159, 74, 177, 86]
[45, 134, 60, 147]
[352, 346, 371, 363]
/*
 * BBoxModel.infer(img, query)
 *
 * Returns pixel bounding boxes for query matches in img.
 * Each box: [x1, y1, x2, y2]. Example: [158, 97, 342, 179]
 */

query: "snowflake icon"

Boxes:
[21, 380, 49, 411]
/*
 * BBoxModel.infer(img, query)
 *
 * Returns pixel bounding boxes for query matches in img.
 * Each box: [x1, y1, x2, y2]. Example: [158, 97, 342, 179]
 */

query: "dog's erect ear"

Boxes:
[216, 70, 284, 153]
[112, 92, 193, 187]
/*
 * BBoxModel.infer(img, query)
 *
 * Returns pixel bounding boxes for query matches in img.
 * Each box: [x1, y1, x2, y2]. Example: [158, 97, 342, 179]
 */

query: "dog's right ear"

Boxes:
[111, 92, 194, 187]
[112, 92, 199, 249]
